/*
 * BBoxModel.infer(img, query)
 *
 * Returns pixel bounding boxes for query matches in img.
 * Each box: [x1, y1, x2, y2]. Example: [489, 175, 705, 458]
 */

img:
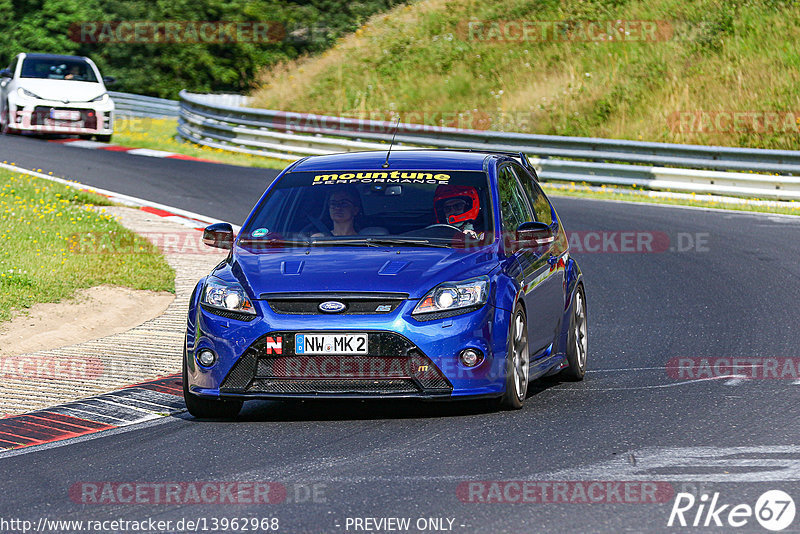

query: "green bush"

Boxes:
[0, 0, 408, 98]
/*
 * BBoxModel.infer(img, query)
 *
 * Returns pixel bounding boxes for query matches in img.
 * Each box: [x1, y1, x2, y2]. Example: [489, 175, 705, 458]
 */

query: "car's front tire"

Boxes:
[500, 303, 529, 410]
[1, 101, 16, 135]
[182, 348, 242, 419]
[559, 284, 587, 381]
[96, 134, 112, 142]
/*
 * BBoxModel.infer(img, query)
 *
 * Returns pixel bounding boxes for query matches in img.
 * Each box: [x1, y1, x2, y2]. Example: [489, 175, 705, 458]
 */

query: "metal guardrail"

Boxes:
[109, 91, 179, 118]
[176, 90, 800, 200]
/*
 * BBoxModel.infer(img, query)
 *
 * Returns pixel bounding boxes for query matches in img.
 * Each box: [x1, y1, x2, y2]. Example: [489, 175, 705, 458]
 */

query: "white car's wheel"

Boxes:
[1, 101, 19, 135]
[1, 101, 11, 134]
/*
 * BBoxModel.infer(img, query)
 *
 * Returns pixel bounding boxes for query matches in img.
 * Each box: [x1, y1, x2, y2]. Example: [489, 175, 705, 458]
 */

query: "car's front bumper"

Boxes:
[7, 96, 114, 135]
[185, 290, 510, 401]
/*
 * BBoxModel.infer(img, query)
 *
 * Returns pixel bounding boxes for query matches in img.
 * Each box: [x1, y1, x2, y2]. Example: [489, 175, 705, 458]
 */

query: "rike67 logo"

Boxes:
[668, 490, 795, 531]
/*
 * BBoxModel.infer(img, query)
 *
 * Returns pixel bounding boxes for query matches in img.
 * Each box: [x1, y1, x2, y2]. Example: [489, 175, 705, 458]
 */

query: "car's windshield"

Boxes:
[20, 58, 99, 82]
[241, 169, 493, 248]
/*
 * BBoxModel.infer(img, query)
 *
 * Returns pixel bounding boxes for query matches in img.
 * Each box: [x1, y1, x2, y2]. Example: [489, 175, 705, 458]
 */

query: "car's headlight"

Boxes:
[17, 87, 42, 99]
[89, 93, 109, 103]
[201, 277, 256, 315]
[412, 276, 489, 316]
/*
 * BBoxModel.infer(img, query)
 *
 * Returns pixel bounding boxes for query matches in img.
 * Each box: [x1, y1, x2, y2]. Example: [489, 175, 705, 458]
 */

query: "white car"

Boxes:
[0, 53, 115, 141]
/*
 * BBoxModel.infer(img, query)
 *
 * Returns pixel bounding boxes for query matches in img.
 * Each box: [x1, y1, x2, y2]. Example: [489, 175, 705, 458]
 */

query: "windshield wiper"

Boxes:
[324, 238, 450, 248]
[239, 237, 451, 248]
[238, 238, 310, 247]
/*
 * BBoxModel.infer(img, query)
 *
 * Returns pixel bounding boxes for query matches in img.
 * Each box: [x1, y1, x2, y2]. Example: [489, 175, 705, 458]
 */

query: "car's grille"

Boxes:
[257, 356, 412, 379]
[412, 304, 484, 322]
[247, 379, 418, 394]
[31, 107, 98, 129]
[221, 350, 258, 390]
[201, 304, 257, 322]
[220, 332, 452, 396]
[262, 292, 407, 315]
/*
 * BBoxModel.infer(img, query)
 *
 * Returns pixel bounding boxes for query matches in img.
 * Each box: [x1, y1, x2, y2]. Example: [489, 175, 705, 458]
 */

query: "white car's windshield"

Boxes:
[241, 169, 494, 248]
[20, 58, 99, 82]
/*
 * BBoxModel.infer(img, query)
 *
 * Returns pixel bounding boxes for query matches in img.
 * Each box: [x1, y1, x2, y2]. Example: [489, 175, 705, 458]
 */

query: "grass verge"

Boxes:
[0, 167, 175, 323]
[251, 0, 800, 151]
[112, 117, 288, 169]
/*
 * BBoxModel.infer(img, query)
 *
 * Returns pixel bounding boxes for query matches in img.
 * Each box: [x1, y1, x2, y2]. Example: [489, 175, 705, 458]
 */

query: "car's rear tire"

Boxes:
[559, 284, 587, 381]
[96, 134, 112, 142]
[182, 349, 242, 419]
[500, 303, 529, 410]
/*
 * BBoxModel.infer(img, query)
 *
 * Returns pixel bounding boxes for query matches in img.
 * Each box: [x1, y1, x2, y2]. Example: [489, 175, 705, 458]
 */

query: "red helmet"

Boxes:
[434, 185, 480, 225]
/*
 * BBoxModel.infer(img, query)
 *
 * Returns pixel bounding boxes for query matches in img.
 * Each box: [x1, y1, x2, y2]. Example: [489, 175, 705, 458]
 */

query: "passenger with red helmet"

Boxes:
[433, 185, 482, 239]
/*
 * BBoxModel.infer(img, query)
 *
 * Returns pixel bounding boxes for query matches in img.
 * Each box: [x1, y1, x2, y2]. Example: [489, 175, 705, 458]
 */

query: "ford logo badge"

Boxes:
[319, 301, 346, 313]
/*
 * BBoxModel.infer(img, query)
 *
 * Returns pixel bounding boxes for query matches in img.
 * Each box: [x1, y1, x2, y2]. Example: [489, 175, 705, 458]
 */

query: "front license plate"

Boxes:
[47, 119, 83, 128]
[50, 110, 81, 121]
[295, 334, 368, 355]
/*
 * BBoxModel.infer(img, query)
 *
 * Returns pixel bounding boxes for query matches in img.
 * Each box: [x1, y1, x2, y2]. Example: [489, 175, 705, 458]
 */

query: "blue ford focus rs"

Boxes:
[184, 149, 587, 418]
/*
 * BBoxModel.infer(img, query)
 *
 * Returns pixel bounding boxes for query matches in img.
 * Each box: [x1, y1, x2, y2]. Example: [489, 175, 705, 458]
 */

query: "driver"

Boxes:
[64, 64, 82, 80]
[433, 185, 482, 240]
[311, 186, 362, 237]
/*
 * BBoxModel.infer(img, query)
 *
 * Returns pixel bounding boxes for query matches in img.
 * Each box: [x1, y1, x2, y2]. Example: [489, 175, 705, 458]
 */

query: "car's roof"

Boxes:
[289, 150, 497, 172]
[21, 53, 89, 61]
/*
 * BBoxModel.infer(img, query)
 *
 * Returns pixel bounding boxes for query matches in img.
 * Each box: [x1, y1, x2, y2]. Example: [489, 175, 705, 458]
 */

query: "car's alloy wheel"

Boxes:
[560, 284, 587, 381]
[182, 348, 242, 419]
[500, 303, 529, 409]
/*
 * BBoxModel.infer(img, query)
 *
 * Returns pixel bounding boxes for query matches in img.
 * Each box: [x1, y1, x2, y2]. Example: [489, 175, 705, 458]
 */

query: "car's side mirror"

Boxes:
[203, 223, 234, 250]
[514, 221, 554, 250]
[102, 76, 116, 85]
[0, 69, 12, 78]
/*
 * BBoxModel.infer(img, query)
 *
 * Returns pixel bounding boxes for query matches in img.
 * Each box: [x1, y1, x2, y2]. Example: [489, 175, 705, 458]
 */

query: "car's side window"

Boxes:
[511, 163, 553, 225]
[497, 166, 532, 233]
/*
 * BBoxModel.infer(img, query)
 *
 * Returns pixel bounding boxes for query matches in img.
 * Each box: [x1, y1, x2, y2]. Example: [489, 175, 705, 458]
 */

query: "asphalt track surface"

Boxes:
[2, 134, 800, 533]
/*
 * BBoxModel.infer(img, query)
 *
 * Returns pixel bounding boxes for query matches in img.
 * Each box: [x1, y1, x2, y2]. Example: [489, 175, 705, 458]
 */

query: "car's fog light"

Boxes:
[197, 349, 217, 367]
[460, 348, 483, 367]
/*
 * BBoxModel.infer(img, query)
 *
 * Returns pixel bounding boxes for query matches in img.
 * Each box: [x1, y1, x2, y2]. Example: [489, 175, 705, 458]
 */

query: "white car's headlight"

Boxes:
[202, 277, 255, 315]
[17, 87, 42, 99]
[413, 276, 489, 316]
[89, 93, 109, 103]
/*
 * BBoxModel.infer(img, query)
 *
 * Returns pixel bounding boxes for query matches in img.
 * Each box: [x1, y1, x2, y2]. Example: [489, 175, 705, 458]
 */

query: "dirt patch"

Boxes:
[0, 285, 174, 358]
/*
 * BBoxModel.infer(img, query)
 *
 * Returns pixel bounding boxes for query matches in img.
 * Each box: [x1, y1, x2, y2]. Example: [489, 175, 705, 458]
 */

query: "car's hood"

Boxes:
[18, 79, 106, 103]
[226, 246, 501, 299]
